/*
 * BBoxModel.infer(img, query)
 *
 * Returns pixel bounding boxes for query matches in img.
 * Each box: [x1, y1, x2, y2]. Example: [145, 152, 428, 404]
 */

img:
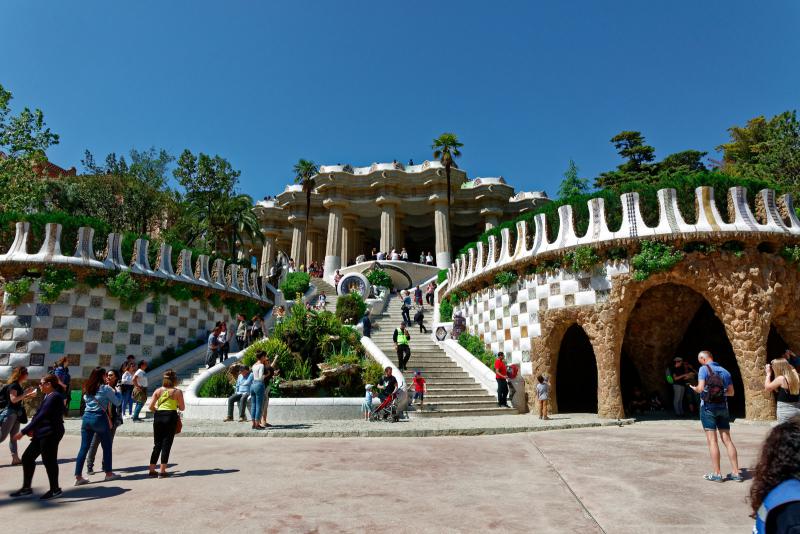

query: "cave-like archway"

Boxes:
[556, 324, 598, 413]
[622, 283, 746, 417]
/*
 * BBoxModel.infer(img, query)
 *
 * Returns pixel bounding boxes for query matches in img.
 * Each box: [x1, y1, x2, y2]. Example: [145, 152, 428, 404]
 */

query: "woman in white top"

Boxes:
[131, 361, 149, 421]
[249, 352, 267, 430]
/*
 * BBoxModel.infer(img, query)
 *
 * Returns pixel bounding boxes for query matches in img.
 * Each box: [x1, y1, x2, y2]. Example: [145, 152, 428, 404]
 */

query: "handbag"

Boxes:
[175, 416, 182, 434]
[132, 386, 147, 403]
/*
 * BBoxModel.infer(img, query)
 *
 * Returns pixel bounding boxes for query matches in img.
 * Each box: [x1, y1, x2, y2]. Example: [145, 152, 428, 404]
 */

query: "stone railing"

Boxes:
[0, 222, 272, 304]
[445, 186, 800, 296]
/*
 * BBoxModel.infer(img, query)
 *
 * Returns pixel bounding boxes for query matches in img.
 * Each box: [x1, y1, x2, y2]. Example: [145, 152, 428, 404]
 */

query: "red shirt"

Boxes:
[413, 376, 426, 392]
[494, 358, 507, 379]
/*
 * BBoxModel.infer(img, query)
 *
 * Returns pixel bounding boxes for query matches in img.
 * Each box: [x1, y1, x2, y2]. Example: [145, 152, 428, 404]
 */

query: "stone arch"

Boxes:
[555, 324, 598, 413]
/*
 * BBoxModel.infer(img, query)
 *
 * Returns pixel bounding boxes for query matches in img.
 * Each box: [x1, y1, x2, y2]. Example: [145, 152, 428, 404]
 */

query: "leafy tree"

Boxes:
[221, 193, 263, 260]
[173, 149, 240, 250]
[0, 83, 60, 211]
[293, 158, 318, 264]
[432, 132, 463, 253]
[717, 111, 800, 193]
[556, 159, 589, 199]
[659, 150, 707, 174]
[595, 131, 656, 188]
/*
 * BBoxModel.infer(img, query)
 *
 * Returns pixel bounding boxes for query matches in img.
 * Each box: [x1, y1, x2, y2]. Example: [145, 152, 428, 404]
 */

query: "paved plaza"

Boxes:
[0, 419, 769, 533]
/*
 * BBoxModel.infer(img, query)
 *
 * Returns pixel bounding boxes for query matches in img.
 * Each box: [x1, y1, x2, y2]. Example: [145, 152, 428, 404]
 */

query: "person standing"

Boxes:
[74, 367, 121, 485]
[749, 416, 800, 533]
[9, 374, 65, 500]
[86, 370, 123, 475]
[250, 352, 267, 430]
[225, 366, 253, 422]
[688, 350, 742, 483]
[147, 370, 184, 478]
[361, 312, 372, 338]
[669, 357, 692, 416]
[120, 361, 135, 417]
[413, 308, 428, 334]
[219, 322, 231, 361]
[401, 291, 412, 326]
[411, 371, 427, 410]
[259, 359, 276, 429]
[425, 282, 436, 307]
[764, 358, 800, 423]
[536, 375, 550, 420]
[206, 325, 222, 368]
[393, 323, 411, 371]
[495, 352, 509, 408]
[53, 356, 71, 407]
[425, 251, 434, 266]
[235, 314, 248, 350]
[0, 366, 37, 466]
[414, 285, 423, 307]
[131, 360, 149, 421]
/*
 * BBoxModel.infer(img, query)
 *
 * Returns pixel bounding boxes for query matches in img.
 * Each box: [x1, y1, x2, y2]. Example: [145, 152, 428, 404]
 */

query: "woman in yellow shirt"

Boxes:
[147, 370, 185, 478]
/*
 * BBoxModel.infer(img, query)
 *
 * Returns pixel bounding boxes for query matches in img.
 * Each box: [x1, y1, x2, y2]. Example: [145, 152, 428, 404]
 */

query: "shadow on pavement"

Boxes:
[175, 468, 239, 477]
[0, 486, 131, 508]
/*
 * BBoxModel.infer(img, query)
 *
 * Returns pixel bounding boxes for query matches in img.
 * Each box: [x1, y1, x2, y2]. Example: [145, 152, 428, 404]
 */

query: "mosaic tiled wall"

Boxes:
[0, 281, 231, 380]
[453, 261, 629, 365]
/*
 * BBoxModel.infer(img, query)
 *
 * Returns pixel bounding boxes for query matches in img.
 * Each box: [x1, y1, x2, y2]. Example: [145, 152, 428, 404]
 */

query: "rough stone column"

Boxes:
[726, 309, 774, 420]
[481, 208, 503, 232]
[432, 198, 452, 268]
[288, 216, 305, 266]
[377, 198, 398, 253]
[323, 200, 345, 277]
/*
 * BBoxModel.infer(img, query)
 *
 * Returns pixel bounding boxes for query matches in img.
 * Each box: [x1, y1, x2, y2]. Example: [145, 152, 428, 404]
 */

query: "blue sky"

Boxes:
[2, 1, 798, 199]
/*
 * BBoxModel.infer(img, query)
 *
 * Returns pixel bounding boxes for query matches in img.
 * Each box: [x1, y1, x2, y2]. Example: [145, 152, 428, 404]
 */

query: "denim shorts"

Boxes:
[700, 405, 730, 431]
[413, 392, 424, 401]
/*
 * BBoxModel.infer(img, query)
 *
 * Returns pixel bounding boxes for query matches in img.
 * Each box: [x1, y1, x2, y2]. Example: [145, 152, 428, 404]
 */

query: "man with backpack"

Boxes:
[688, 350, 743, 483]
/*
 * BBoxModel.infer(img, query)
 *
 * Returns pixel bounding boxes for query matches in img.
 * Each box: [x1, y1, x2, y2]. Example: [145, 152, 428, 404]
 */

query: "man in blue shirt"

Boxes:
[224, 366, 253, 422]
[688, 350, 742, 483]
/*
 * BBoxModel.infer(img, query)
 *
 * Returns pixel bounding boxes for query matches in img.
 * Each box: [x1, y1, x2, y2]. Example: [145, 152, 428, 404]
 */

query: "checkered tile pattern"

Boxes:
[453, 261, 628, 365]
[0, 282, 232, 380]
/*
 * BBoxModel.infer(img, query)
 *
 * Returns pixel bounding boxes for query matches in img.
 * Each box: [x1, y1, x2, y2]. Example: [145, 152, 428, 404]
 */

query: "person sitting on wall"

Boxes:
[224, 366, 253, 422]
[206, 325, 222, 368]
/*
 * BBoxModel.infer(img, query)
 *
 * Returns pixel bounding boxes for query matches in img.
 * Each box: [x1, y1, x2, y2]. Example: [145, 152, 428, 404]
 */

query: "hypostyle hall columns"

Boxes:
[377, 197, 399, 254]
[430, 196, 452, 268]
[288, 215, 305, 266]
[341, 215, 357, 267]
[481, 207, 503, 232]
[259, 229, 279, 276]
[323, 199, 346, 277]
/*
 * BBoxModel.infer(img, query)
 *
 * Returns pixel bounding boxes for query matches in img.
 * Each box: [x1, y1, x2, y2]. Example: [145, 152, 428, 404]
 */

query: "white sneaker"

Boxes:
[74, 478, 89, 486]
[104, 473, 120, 482]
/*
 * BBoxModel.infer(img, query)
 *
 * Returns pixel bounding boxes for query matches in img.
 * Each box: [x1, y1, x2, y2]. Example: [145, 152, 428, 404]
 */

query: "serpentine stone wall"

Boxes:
[444, 186, 800, 421]
[0, 221, 273, 381]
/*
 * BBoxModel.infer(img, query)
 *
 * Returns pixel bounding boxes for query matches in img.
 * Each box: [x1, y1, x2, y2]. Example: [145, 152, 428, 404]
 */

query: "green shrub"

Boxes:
[326, 351, 360, 367]
[458, 332, 494, 369]
[335, 292, 367, 324]
[781, 245, 800, 266]
[366, 269, 392, 289]
[439, 297, 453, 322]
[38, 267, 77, 304]
[631, 241, 684, 281]
[198, 372, 234, 398]
[4, 277, 33, 305]
[564, 246, 601, 273]
[361, 359, 384, 386]
[494, 271, 519, 288]
[168, 284, 193, 302]
[105, 271, 145, 309]
[280, 272, 310, 298]
[241, 338, 287, 367]
[437, 269, 448, 284]
[606, 246, 629, 261]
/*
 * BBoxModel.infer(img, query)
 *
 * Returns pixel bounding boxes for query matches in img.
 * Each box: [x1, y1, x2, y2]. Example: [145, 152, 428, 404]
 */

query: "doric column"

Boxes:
[377, 197, 399, 253]
[323, 199, 346, 277]
[306, 229, 321, 267]
[340, 215, 357, 268]
[259, 230, 278, 276]
[481, 207, 503, 232]
[288, 215, 305, 266]
[430, 196, 452, 268]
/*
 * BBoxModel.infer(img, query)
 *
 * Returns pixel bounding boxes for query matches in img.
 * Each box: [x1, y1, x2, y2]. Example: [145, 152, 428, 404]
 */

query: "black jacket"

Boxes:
[21, 392, 65, 439]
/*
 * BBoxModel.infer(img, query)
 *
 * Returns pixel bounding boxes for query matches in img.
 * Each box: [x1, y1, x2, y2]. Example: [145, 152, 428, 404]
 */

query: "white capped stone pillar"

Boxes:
[432, 198, 452, 268]
[323, 200, 345, 277]
[289, 216, 305, 266]
[481, 207, 503, 232]
[340, 215, 357, 268]
[259, 230, 278, 276]
[377, 198, 398, 253]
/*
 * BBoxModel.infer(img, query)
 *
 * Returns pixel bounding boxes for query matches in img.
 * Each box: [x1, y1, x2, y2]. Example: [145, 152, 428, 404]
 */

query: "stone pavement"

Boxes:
[63, 412, 633, 438]
[0, 420, 770, 533]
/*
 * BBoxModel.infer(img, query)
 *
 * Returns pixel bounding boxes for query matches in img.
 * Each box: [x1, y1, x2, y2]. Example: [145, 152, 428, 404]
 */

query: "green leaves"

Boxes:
[38, 267, 77, 304]
[437, 269, 448, 283]
[105, 271, 145, 309]
[365, 268, 392, 289]
[4, 277, 32, 305]
[280, 272, 310, 298]
[458, 332, 494, 369]
[631, 241, 684, 281]
[493, 271, 518, 288]
[335, 292, 367, 324]
[557, 160, 589, 199]
[564, 246, 601, 273]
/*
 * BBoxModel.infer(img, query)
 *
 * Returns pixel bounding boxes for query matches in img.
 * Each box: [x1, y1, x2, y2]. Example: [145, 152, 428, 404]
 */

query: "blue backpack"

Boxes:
[754, 478, 800, 533]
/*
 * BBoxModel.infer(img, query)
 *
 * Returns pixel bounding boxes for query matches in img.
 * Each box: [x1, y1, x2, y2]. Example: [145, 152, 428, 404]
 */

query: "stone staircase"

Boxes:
[310, 278, 339, 311]
[370, 296, 509, 418]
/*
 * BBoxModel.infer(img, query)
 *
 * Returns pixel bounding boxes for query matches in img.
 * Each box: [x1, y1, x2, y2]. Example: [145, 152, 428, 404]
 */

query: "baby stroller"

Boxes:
[369, 389, 403, 422]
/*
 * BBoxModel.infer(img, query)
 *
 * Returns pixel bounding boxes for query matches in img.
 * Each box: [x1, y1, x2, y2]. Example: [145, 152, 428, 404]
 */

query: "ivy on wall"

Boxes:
[630, 241, 684, 281]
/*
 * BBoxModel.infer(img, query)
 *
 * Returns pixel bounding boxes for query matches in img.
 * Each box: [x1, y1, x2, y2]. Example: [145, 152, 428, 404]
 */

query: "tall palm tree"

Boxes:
[293, 158, 318, 261]
[223, 193, 264, 261]
[432, 133, 463, 254]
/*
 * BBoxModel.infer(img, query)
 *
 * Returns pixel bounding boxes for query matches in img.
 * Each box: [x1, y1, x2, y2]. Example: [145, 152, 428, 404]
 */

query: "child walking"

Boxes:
[412, 371, 427, 410]
[363, 384, 374, 420]
[536, 375, 550, 420]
